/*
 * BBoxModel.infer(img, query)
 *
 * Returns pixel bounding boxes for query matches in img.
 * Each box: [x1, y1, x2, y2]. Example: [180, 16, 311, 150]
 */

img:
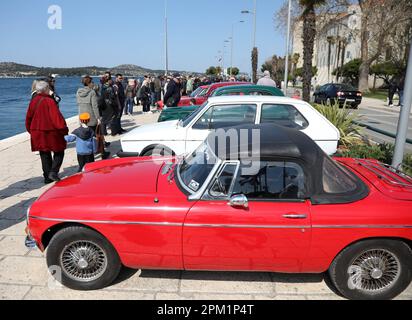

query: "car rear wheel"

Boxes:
[46, 226, 122, 291]
[142, 146, 174, 157]
[329, 239, 412, 300]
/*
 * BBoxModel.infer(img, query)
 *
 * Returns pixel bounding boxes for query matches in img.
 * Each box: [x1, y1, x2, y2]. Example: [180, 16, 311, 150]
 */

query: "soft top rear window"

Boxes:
[311, 157, 369, 205]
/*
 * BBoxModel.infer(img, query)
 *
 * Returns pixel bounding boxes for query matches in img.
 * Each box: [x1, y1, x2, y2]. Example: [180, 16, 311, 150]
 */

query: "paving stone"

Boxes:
[107, 269, 181, 293]
[180, 272, 274, 295]
[155, 293, 194, 300]
[306, 294, 346, 300]
[271, 273, 332, 295]
[0, 235, 29, 256]
[0, 221, 26, 236]
[0, 284, 31, 300]
[273, 295, 307, 300]
[24, 286, 155, 300]
[0, 256, 49, 286]
[191, 293, 255, 300]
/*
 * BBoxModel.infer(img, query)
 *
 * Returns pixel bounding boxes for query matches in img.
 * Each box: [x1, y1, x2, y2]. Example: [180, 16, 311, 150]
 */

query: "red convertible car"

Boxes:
[26, 125, 412, 300]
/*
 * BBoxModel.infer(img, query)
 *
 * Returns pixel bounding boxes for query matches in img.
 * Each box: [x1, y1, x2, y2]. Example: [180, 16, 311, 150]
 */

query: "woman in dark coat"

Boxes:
[26, 81, 69, 183]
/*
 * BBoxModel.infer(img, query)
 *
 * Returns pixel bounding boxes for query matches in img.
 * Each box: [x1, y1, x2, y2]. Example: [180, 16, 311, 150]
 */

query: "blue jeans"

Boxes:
[125, 97, 134, 114]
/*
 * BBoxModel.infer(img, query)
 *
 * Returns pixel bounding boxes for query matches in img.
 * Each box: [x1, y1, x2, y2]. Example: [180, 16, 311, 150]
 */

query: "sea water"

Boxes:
[0, 77, 83, 140]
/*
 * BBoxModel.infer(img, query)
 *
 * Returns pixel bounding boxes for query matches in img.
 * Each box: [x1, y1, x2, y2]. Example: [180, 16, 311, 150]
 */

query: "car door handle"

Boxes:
[283, 214, 308, 219]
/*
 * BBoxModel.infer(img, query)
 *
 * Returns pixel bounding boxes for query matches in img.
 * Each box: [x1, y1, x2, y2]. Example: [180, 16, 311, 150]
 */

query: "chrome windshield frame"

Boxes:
[176, 141, 222, 200]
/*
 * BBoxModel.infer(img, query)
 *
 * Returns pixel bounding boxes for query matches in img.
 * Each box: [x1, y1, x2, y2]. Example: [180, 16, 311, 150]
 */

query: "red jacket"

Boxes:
[26, 93, 69, 152]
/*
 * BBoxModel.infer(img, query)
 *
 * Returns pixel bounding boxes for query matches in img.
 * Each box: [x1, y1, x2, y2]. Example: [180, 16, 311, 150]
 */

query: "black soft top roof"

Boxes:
[207, 123, 323, 166]
[206, 124, 369, 205]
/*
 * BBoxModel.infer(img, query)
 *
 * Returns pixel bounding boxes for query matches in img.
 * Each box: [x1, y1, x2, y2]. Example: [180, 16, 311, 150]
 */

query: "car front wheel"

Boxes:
[46, 226, 122, 291]
[329, 239, 412, 300]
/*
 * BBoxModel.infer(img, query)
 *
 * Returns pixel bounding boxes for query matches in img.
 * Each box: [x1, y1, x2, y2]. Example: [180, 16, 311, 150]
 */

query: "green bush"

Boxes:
[312, 102, 364, 147]
[336, 142, 412, 176]
[337, 144, 386, 161]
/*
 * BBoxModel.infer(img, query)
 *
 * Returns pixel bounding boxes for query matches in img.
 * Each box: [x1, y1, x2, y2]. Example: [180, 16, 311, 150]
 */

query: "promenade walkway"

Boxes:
[0, 106, 411, 300]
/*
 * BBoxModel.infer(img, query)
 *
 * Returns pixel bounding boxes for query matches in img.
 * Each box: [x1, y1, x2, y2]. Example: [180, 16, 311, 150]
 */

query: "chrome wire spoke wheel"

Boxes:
[348, 249, 401, 293]
[60, 240, 108, 282]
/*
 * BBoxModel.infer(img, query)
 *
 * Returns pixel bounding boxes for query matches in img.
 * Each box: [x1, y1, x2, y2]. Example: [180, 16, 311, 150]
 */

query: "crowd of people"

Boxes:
[24, 70, 281, 184]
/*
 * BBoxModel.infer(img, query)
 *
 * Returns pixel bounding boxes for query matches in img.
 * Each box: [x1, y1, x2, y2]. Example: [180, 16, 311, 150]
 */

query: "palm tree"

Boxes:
[299, 0, 325, 102]
[252, 47, 258, 83]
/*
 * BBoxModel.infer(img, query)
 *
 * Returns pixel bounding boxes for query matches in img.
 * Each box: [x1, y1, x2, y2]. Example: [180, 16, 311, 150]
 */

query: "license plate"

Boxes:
[346, 99, 355, 102]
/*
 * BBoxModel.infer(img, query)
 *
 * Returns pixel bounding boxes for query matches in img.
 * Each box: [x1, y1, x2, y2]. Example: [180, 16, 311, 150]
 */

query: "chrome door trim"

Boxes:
[30, 216, 183, 227]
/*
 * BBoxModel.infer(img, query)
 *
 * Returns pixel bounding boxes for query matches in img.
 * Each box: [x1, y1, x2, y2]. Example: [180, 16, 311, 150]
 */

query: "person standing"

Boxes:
[137, 79, 151, 113]
[154, 76, 162, 104]
[398, 74, 405, 107]
[186, 75, 194, 96]
[77, 76, 101, 132]
[113, 74, 126, 134]
[65, 113, 97, 172]
[124, 79, 137, 115]
[387, 79, 398, 108]
[26, 81, 68, 183]
[100, 78, 118, 136]
[163, 73, 182, 107]
[257, 70, 277, 87]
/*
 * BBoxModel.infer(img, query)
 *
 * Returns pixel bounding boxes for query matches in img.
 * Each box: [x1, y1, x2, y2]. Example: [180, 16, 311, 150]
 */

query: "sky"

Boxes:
[0, 0, 287, 73]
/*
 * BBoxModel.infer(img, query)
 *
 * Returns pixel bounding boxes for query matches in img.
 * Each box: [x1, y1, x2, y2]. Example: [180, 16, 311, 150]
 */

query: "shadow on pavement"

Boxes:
[0, 197, 37, 231]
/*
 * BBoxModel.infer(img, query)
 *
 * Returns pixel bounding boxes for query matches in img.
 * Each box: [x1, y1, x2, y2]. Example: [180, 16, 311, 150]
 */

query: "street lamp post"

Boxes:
[392, 41, 412, 168]
[242, 0, 257, 80]
[229, 21, 244, 77]
[283, 0, 292, 94]
[164, 0, 169, 76]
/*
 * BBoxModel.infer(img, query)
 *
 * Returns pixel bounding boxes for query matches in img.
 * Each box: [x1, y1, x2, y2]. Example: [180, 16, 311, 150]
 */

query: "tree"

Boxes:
[299, 0, 326, 102]
[370, 61, 401, 86]
[332, 58, 361, 87]
[357, 0, 412, 92]
[206, 66, 217, 75]
[261, 55, 286, 81]
[227, 67, 240, 76]
[295, 66, 317, 78]
[252, 47, 258, 84]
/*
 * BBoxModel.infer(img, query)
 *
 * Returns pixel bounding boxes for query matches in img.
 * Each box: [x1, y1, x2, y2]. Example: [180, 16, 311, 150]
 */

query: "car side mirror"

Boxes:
[229, 194, 248, 209]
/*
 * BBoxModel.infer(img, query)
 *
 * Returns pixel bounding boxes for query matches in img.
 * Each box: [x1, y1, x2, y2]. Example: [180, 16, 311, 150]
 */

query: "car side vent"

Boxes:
[357, 159, 412, 189]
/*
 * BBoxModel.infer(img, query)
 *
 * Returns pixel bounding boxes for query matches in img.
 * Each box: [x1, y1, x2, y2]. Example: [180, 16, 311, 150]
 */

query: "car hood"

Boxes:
[122, 120, 182, 142]
[37, 158, 166, 202]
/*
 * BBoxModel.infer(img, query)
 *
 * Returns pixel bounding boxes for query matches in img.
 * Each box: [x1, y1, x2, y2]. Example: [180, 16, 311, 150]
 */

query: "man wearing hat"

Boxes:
[163, 73, 182, 107]
[65, 113, 98, 172]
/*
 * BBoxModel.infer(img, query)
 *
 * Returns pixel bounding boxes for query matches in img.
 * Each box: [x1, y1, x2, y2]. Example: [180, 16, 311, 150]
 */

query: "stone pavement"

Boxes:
[0, 105, 411, 301]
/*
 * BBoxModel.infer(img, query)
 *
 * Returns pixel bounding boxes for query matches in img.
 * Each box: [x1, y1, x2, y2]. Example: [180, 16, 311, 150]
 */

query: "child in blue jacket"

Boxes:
[65, 113, 97, 172]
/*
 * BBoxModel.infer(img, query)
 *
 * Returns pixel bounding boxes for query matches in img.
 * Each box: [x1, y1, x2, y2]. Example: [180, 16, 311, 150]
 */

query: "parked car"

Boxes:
[313, 83, 362, 108]
[178, 81, 251, 106]
[26, 124, 412, 300]
[119, 96, 340, 157]
[158, 85, 285, 123]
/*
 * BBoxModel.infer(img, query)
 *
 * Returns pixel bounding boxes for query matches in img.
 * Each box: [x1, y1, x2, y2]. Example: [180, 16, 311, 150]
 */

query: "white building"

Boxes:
[291, 4, 378, 88]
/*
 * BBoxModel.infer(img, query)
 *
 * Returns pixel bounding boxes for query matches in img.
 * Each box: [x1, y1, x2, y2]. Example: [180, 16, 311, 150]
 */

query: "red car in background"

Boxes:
[158, 82, 250, 110]
[25, 124, 412, 300]
[178, 81, 251, 106]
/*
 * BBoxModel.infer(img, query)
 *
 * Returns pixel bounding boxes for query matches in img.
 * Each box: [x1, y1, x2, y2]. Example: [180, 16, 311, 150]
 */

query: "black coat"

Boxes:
[163, 80, 181, 107]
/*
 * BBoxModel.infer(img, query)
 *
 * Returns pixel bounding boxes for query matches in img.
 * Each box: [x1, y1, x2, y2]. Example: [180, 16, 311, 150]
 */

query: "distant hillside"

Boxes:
[0, 62, 193, 78]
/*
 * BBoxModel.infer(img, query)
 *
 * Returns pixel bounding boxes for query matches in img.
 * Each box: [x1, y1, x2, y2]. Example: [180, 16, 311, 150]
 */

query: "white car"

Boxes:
[119, 96, 340, 157]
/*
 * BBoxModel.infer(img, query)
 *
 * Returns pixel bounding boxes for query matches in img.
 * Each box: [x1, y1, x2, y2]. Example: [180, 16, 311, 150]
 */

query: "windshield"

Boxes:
[177, 143, 218, 194]
[181, 102, 208, 127]
[191, 86, 208, 97]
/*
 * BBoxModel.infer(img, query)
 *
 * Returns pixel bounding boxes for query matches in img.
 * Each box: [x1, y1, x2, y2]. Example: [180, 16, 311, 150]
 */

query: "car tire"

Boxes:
[142, 146, 174, 157]
[46, 226, 122, 291]
[329, 239, 412, 300]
